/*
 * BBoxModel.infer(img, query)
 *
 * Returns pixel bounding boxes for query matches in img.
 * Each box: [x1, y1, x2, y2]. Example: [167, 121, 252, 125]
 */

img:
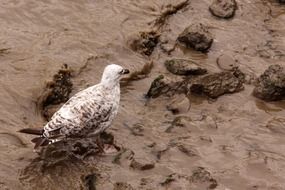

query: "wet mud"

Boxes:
[0, 0, 285, 190]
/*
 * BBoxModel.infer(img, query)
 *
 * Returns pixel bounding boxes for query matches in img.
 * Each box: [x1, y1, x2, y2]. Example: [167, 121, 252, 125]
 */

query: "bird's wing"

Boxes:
[51, 85, 98, 120]
[44, 84, 112, 138]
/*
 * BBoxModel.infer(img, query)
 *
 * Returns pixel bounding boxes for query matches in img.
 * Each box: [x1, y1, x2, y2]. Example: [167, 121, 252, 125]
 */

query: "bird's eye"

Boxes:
[119, 69, 130, 75]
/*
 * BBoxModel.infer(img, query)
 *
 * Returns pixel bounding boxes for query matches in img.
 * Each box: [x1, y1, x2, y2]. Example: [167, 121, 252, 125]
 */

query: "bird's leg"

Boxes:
[96, 135, 105, 153]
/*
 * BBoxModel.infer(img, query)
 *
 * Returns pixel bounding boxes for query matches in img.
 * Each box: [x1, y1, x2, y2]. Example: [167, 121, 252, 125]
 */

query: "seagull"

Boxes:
[19, 64, 130, 151]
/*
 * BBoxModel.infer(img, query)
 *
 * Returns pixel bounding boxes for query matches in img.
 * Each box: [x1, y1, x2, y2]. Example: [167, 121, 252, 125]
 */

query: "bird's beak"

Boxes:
[121, 69, 130, 75]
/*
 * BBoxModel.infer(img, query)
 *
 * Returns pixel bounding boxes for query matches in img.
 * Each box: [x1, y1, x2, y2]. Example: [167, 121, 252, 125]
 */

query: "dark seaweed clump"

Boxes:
[38, 64, 73, 120]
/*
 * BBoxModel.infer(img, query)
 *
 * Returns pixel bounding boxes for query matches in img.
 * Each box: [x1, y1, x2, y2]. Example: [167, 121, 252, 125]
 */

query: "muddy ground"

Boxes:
[0, 0, 285, 189]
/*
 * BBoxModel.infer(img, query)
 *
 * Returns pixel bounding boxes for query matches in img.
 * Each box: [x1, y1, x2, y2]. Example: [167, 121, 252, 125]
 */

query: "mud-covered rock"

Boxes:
[209, 0, 237, 19]
[253, 65, 285, 101]
[177, 23, 213, 52]
[190, 69, 245, 98]
[266, 117, 285, 134]
[130, 158, 155, 170]
[190, 167, 218, 189]
[45, 133, 114, 163]
[129, 31, 160, 56]
[24, 132, 114, 171]
[146, 75, 187, 98]
[160, 173, 189, 189]
[170, 139, 199, 157]
[165, 59, 207, 75]
[20, 132, 118, 189]
[38, 64, 73, 120]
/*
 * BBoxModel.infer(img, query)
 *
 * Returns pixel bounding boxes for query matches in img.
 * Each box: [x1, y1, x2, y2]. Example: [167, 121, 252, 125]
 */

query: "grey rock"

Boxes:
[177, 23, 213, 52]
[266, 117, 285, 134]
[146, 75, 187, 98]
[165, 59, 207, 75]
[253, 64, 285, 101]
[190, 69, 245, 98]
[129, 31, 160, 56]
[209, 0, 237, 19]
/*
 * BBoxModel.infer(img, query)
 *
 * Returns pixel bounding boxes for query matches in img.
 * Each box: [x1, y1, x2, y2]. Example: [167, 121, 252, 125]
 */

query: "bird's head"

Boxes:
[101, 64, 130, 88]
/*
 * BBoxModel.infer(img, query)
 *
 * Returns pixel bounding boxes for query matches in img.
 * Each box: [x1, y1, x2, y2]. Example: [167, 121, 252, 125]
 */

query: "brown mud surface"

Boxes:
[0, 0, 285, 189]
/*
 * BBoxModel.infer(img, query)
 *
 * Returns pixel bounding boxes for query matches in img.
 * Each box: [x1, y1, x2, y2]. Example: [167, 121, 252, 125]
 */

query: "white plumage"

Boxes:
[20, 64, 129, 149]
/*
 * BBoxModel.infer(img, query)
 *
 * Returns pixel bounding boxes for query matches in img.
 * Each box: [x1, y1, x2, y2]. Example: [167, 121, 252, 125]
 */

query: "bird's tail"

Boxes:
[18, 128, 50, 149]
[31, 136, 50, 149]
[18, 128, 44, 135]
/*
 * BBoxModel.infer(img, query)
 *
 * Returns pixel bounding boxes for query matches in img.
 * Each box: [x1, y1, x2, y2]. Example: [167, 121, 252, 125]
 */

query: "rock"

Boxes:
[176, 144, 198, 157]
[165, 59, 207, 75]
[160, 173, 189, 189]
[190, 69, 245, 98]
[174, 142, 198, 157]
[160, 173, 177, 186]
[129, 31, 160, 56]
[130, 158, 155, 170]
[216, 54, 238, 71]
[190, 167, 218, 189]
[253, 65, 285, 101]
[266, 117, 285, 134]
[38, 132, 114, 166]
[209, 0, 237, 19]
[20, 133, 117, 190]
[168, 138, 199, 157]
[146, 75, 187, 98]
[177, 23, 213, 52]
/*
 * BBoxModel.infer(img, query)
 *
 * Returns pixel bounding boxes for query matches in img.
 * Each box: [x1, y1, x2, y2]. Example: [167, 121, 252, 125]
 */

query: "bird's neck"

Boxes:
[101, 79, 120, 91]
